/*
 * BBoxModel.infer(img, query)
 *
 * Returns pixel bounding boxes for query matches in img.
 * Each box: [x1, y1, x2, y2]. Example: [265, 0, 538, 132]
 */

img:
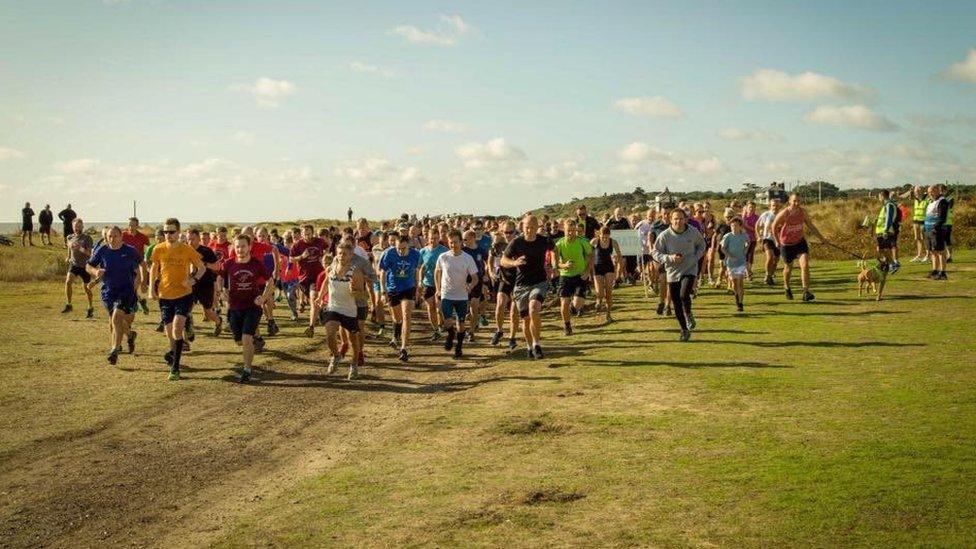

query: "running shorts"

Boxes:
[468, 280, 484, 300]
[926, 228, 946, 252]
[388, 288, 415, 307]
[102, 290, 138, 315]
[322, 311, 360, 333]
[159, 294, 194, 324]
[440, 298, 470, 321]
[193, 279, 215, 309]
[559, 275, 587, 298]
[780, 239, 809, 264]
[513, 281, 548, 318]
[423, 285, 437, 300]
[595, 262, 615, 276]
[68, 265, 91, 284]
[876, 233, 897, 250]
[762, 238, 780, 258]
[228, 307, 262, 342]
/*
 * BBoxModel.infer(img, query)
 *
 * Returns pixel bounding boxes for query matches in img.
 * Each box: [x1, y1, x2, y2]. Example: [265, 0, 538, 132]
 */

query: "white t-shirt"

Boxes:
[757, 210, 776, 240]
[635, 220, 654, 254]
[436, 251, 478, 301]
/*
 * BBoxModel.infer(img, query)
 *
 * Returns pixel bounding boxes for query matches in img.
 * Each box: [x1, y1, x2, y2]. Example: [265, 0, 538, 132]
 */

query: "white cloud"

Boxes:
[232, 77, 295, 107]
[0, 147, 25, 160]
[907, 113, 976, 128]
[392, 14, 471, 46]
[717, 128, 783, 142]
[348, 61, 398, 79]
[944, 48, 976, 84]
[455, 138, 527, 169]
[423, 119, 468, 133]
[334, 157, 425, 197]
[232, 131, 255, 145]
[741, 69, 872, 102]
[613, 96, 683, 118]
[617, 142, 723, 174]
[804, 104, 898, 132]
[406, 146, 426, 156]
[55, 158, 100, 174]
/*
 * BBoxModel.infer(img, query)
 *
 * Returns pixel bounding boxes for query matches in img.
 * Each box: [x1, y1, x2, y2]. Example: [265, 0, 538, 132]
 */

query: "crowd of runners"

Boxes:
[14, 183, 957, 382]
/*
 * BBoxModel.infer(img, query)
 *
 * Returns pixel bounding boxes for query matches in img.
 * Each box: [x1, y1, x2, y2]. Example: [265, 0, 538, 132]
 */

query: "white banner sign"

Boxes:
[611, 229, 643, 256]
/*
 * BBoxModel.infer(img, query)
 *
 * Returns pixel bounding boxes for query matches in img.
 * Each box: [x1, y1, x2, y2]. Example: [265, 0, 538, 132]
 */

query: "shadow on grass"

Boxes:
[690, 339, 924, 348]
[576, 358, 788, 369]
[219, 369, 561, 393]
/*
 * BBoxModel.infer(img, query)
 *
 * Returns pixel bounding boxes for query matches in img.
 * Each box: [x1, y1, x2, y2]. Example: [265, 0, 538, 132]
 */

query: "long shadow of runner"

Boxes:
[218, 370, 561, 393]
[578, 358, 788, 369]
[690, 339, 924, 348]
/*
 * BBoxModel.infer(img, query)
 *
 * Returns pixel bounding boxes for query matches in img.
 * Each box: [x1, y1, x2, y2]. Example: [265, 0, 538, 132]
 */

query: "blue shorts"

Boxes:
[159, 294, 194, 324]
[102, 289, 138, 315]
[228, 307, 262, 342]
[440, 298, 469, 321]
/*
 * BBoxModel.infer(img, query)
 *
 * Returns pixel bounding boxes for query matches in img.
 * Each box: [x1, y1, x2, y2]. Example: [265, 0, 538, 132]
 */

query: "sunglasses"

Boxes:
[504, 231, 514, 235]
[163, 230, 177, 234]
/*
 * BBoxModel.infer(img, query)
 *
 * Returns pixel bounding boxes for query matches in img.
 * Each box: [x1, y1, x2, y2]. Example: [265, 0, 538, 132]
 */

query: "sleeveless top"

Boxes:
[594, 239, 614, 268]
[326, 262, 358, 317]
[778, 208, 806, 246]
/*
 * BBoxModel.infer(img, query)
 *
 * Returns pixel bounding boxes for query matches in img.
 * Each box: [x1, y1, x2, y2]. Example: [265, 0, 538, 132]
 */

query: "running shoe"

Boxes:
[107, 349, 118, 365]
[61, 303, 72, 313]
[185, 322, 195, 342]
[890, 262, 901, 275]
[430, 330, 442, 342]
[605, 314, 614, 324]
[267, 319, 280, 337]
[527, 346, 536, 360]
[289, 312, 299, 322]
[928, 270, 939, 279]
[533, 344, 544, 359]
[213, 318, 223, 337]
[507, 338, 517, 352]
[444, 330, 455, 351]
[947, 257, 953, 264]
[575, 307, 584, 318]
[140, 299, 149, 315]
[736, 303, 744, 312]
[347, 364, 359, 380]
[937, 272, 948, 280]
[389, 337, 401, 349]
[453, 348, 463, 359]
[467, 331, 475, 343]
[679, 329, 691, 342]
[687, 315, 697, 331]
[479, 314, 489, 327]
[168, 370, 180, 381]
[656, 302, 665, 316]
[155, 321, 165, 333]
[785, 287, 794, 300]
[303, 326, 315, 338]
[127, 331, 137, 354]
[327, 356, 338, 374]
[398, 348, 409, 362]
[569, 306, 578, 316]
[666, 307, 672, 316]
[764, 275, 774, 286]
[490, 330, 503, 346]
[86, 307, 94, 319]
[802, 290, 815, 302]
[564, 323, 573, 336]
[164, 350, 174, 365]
[238, 369, 251, 383]
[254, 336, 266, 353]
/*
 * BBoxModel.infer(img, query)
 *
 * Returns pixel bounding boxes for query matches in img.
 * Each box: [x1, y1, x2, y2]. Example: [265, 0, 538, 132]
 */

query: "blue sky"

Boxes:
[1, 0, 974, 222]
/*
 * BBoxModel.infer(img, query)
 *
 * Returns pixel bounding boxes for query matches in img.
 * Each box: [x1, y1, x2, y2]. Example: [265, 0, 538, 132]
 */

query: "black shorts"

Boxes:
[762, 239, 780, 258]
[102, 290, 138, 315]
[388, 288, 415, 307]
[323, 310, 360, 333]
[497, 280, 515, 298]
[68, 265, 91, 284]
[22, 223, 33, 232]
[595, 262, 615, 276]
[559, 275, 587, 298]
[228, 307, 262, 342]
[926, 228, 946, 252]
[159, 294, 194, 325]
[356, 304, 368, 321]
[468, 280, 484, 300]
[944, 226, 953, 246]
[423, 285, 437, 300]
[876, 233, 897, 250]
[193, 279, 215, 309]
[913, 220, 924, 226]
[780, 239, 809, 264]
[39, 225, 52, 235]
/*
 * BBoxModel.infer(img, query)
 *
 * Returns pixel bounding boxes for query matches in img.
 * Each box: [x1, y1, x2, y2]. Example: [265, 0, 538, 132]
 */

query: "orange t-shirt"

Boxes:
[150, 241, 203, 299]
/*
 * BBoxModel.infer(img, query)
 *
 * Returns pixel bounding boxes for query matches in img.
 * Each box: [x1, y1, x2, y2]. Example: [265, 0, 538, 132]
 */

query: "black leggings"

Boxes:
[668, 275, 696, 330]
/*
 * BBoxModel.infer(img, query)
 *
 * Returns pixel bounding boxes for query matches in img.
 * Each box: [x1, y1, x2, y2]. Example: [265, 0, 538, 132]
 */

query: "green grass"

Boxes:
[0, 246, 974, 547]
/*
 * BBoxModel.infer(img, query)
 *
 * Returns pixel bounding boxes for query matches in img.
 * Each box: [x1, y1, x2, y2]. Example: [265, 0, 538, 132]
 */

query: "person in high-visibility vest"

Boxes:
[875, 189, 900, 274]
[899, 185, 929, 262]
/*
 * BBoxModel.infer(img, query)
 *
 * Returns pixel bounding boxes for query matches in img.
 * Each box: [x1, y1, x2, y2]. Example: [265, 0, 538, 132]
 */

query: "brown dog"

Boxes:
[857, 260, 888, 300]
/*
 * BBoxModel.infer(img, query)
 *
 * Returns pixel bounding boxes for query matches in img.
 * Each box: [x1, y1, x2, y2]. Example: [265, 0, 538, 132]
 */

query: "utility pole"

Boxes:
[133, 200, 137, 218]
[818, 181, 822, 204]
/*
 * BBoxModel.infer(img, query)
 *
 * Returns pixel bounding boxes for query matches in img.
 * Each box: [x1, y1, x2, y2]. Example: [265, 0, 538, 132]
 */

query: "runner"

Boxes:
[900, 185, 929, 263]
[378, 234, 422, 362]
[86, 226, 145, 365]
[650, 206, 672, 316]
[57, 204, 77, 247]
[590, 226, 622, 323]
[634, 208, 657, 291]
[224, 234, 275, 383]
[875, 189, 900, 275]
[770, 193, 826, 302]
[62, 218, 94, 318]
[719, 216, 750, 312]
[501, 214, 554, 359]
[553, 219, 592, 335]
[208, 226, 232, 315]
[755, 197, 781, 286]
[711, 208, 734, 289]
[290, 225, 328, 334]
[488, 221, 520, 351]
[651, 208, 707, 341]
[461, 229, 488, 341]
[149, 218, 206, 381]
[575, 204, 600, 240]
[435, 230, 480, 358]
[923, 185, 949, 280]
[321, 241, 366, 379]
[742, 201, 759, 279]
[122, 217, 151, 314]
[187, 229, 223, 336]
[21, 202, 34, 246]
[145, 228, 166, 332]
[419, 229, 448, 341]
[253, 227, 282, 336]
[339, 234, 376, 369]
[38, 205, 53, 245]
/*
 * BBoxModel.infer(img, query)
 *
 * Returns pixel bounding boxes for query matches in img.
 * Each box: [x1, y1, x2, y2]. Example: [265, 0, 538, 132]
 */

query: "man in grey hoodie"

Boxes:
[651, 208, 707, 341]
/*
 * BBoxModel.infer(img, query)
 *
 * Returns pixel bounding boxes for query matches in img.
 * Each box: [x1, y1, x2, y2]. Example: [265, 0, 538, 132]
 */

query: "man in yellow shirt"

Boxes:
[150, 218, 205, 381]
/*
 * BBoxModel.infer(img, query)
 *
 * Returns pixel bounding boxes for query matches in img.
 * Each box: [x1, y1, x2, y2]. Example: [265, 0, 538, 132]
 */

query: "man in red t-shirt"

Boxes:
[122, 217, 151, 314]
[208, 227, 232, 313]
[225, 234, 274, 383]
[289, 224, 329, 296]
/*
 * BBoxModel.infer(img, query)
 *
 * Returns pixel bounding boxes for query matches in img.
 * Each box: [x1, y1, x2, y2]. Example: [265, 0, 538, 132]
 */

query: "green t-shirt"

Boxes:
[555, 236, 592, 277]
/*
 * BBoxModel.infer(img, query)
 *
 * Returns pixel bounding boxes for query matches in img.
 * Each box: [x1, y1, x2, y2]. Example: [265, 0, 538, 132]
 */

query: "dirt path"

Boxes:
[0, 317, 517, 548]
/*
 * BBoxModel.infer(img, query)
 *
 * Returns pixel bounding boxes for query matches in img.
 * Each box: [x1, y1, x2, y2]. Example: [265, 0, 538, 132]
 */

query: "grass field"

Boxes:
[1, 247, 974, 547]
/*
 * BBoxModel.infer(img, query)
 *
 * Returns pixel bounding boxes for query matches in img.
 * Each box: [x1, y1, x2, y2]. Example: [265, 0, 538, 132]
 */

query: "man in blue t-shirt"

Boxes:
[462, 229, 489, 340]
[87, 226, 146, 366]
[379, 234, 422, 362]
[419, 229, 448, 341]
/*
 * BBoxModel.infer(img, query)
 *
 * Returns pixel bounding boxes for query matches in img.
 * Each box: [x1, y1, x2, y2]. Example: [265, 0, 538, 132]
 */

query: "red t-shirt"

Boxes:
[290, 237, 327, 283]
[225, 258, 268, 311]
[209, 240, 232, 272]
[778, 207, 807, 246]
[315, 270, 328, 294]
[122, 230, 150, 256]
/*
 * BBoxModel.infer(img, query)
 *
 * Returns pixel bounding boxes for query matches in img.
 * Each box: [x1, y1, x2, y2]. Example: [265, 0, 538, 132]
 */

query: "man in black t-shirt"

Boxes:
[575, 205, 600, 239]
[58, 204, 77, 246]
[187, 228, 224, 338]
[501, 214, 554, 359]
[21, 202, 35, 246]
[38, 205, 54, 245]
[604, 207, 631, 230]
